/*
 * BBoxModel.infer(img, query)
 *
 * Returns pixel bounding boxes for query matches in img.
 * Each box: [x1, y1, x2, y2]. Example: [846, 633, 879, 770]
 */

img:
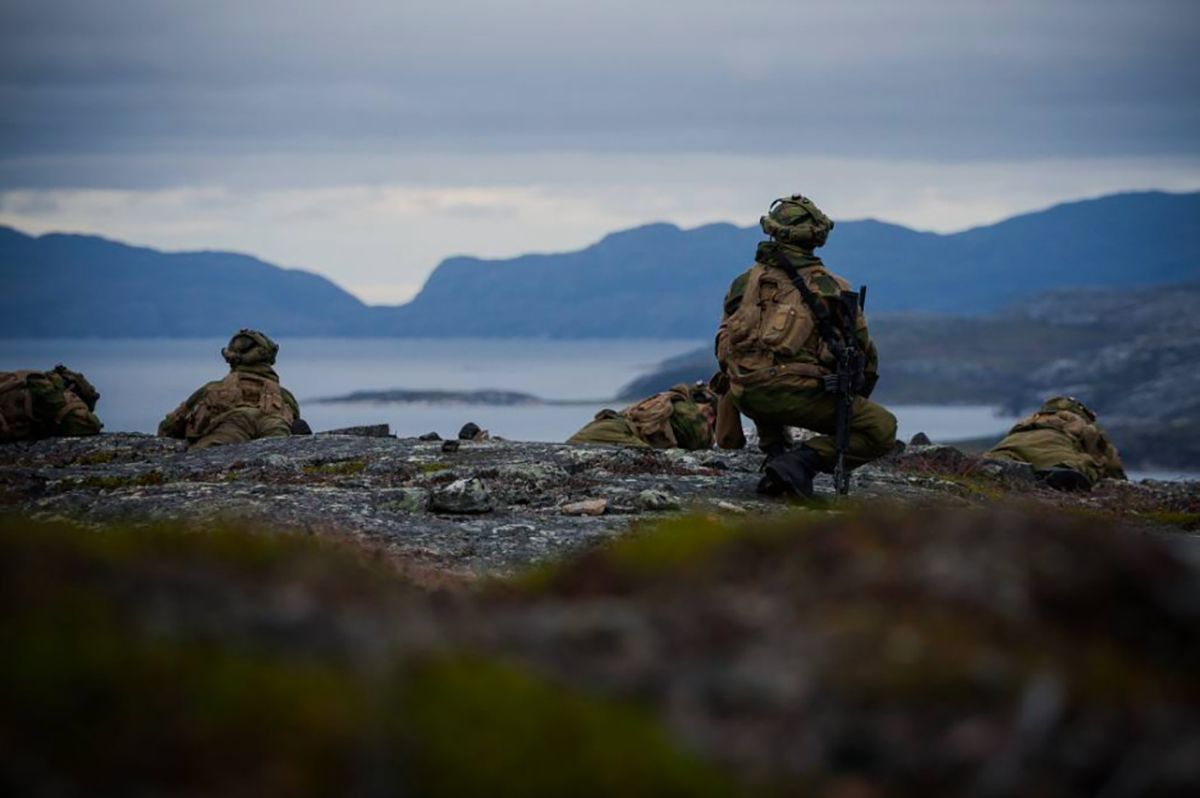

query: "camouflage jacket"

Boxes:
[716, 242, 879, 394]
[158, 365, 299, 441]
[0, 369, 103, 442]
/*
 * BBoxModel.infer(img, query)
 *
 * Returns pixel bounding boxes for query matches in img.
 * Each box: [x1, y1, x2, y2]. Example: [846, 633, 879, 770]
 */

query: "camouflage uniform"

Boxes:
[568, 384, 716, 450]
[0, 365, 103, 443]
[715, 194, 897, 496]
[158, 330, 300, 449]
[985, 396, 1126, 490]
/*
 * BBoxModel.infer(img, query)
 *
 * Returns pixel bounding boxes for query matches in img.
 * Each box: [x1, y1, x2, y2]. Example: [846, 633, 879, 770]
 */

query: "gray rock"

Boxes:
[428, 478, 493, 514]
[910, 432, 932, 446]
[635, 489, 682, 512]
[319, 424, 393, 438]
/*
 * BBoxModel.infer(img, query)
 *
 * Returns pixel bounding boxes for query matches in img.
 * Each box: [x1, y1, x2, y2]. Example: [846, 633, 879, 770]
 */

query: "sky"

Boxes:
[2, 0, 1198, 304]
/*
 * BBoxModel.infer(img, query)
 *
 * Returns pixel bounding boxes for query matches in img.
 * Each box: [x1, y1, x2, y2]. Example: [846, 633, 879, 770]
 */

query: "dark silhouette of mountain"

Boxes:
[0, 227, 368, 337]
[2, 191, 1196, 338]
[379, 191, 1199, 337]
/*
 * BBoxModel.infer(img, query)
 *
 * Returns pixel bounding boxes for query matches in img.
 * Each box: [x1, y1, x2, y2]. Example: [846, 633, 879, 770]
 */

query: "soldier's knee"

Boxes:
[860, 405, 898, 458]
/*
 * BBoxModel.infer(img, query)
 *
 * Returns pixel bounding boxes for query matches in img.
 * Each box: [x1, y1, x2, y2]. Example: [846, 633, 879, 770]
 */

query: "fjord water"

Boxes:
[2, 337, 1023, 444]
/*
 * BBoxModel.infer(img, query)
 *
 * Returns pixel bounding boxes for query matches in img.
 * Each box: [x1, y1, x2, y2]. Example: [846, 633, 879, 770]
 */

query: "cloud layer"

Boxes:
[2, 1, 1198, 302]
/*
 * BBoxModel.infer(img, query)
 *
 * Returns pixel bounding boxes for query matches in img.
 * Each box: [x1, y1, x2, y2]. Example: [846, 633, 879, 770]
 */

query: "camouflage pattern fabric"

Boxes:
[191, 407, 293, 449]
[567, 410, 652, 448]
[567, 385, 716, 450]
[715, 194, 895, 470]
[734, 383, 897, 472]
[985, 396, 1126, 487]
[158, 330, 299, 449]
[0, 367, 103, 443]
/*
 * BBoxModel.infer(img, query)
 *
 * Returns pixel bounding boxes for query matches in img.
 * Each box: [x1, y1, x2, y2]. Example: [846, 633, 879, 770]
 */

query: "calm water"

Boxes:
[0, 337, 1043, 447]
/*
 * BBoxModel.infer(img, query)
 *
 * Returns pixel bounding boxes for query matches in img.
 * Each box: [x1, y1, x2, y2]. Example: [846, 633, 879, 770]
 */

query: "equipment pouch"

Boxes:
[759, 301, 813, 357]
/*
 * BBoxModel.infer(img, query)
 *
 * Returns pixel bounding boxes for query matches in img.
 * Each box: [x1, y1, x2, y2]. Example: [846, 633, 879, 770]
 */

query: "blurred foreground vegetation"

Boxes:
[2, 505, 1198, 796]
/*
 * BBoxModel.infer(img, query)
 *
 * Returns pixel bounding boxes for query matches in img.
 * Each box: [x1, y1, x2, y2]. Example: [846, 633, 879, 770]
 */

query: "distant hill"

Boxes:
[2, 191, 1197, 338]
[382, 191, 1199, 337]
[0, 227, 368, 337]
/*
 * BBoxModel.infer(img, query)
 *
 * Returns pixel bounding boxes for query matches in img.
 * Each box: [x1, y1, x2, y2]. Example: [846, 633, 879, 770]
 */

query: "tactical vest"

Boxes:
[621, 385, 692, 449]
[183, 371, 295, 440]
[717, 263, 839, 385]
[0, 371, 92, 443]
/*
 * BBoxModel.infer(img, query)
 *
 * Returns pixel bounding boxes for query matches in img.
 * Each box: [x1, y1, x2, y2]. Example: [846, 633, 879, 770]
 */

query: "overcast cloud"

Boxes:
[2, 0, 1198, 302]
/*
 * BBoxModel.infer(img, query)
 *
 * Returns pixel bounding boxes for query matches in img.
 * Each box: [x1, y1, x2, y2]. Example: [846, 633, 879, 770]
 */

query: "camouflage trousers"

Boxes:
[734, 383, 897, 471]
[191, 408, 292, 449]
[985, 429, 1104, 487]
[567, 412, 651, 448]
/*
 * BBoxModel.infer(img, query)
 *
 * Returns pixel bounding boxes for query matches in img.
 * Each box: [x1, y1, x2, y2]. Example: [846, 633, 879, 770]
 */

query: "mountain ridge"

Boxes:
[2, 190, 1197, 338]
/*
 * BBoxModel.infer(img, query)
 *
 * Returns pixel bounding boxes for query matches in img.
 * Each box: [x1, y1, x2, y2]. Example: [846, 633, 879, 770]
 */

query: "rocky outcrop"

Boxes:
[2, 434, 1197, 576]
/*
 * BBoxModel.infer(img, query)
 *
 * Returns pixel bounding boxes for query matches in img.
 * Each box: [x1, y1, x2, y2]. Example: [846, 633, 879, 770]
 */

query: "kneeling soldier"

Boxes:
[715, 193, 897, 497]
[568, 383, 716, 450]
[158, 329, 301, 449]
[0, 364, 103, 442]
[985, 396, 1126, 490]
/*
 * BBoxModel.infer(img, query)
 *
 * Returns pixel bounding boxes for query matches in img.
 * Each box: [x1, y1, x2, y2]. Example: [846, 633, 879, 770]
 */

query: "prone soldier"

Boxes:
[568, 383, 717, 450]
[0, 364, 103, 442]
[158, 329, 302, 449]
[985, 396, 1126, 490]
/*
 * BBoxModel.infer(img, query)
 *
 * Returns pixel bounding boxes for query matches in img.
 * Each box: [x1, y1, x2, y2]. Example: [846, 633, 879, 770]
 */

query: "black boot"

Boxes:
[761, 446, 824, 498]
[756, 442, 794, 496]
[1037, 467, 1092, 492]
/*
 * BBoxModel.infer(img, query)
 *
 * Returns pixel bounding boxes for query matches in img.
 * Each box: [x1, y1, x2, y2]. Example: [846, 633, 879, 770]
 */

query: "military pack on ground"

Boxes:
[1, 193, 1129, 495]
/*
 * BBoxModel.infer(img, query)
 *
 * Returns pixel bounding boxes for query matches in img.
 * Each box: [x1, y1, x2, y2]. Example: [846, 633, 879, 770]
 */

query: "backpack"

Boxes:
[718, 263, 841, 382]
[0, 372, 36, 443]
[184, 371, 295, 439]
[621, 385, 692, 448]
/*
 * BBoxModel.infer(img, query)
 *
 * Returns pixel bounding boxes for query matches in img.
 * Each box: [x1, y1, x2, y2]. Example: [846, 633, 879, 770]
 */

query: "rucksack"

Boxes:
[184, 371, 295, 439]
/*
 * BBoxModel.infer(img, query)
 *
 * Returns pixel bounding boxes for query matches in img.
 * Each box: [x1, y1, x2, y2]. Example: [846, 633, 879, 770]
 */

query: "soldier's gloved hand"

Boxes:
[822, 374, 841, 394]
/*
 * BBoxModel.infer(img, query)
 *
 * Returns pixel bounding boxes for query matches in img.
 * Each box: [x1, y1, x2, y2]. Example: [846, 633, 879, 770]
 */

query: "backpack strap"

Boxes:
[771, 259, 847, 357]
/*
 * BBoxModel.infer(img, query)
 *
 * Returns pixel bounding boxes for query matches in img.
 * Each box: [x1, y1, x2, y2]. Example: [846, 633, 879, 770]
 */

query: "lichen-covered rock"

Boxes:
[634, 489, 681, 512]
[2, 433, 1196, 576]
[429, 478, 493, 514]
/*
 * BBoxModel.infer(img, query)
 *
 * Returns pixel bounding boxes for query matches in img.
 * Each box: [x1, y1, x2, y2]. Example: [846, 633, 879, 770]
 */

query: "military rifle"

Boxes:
[829, 287, 866, 495]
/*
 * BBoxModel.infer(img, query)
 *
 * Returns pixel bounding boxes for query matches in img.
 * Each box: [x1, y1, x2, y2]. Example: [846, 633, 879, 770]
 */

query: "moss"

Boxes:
[302, 460, 367, 476]
[401, 655, 742, 798]
[59, 471, 166, 491]
[1139, 511, 1200, 531]
[76, 450, 118, 465]
[419, 462, 452, 474]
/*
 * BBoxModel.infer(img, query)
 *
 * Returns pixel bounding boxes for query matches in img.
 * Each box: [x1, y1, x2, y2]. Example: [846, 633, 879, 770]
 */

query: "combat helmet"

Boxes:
[689, 381, 717, 407]
[760, 194, 835, 250]
[53, 364, 100, 411]
[1040, 395, 1096, 422]
[222, 329, 280, 368]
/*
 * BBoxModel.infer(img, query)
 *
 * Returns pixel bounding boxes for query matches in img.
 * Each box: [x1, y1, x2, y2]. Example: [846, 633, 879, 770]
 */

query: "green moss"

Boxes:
[59, 471, 166, 491]
[76, 450, 118, 465]
[418, 462, 452, 474]
[401, 655, 741, 798]
[302, 460, 367, 476]
[1140, 511, 1200, 531]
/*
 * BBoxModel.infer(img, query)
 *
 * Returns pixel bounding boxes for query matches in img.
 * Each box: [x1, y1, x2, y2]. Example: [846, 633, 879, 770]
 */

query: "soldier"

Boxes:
[158, 329, 301, 449]
[568, 383, 717, 450]
[0, 364, 103, 443]
[715, 193, 897, 497]
[985, 396, 1126, 490]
